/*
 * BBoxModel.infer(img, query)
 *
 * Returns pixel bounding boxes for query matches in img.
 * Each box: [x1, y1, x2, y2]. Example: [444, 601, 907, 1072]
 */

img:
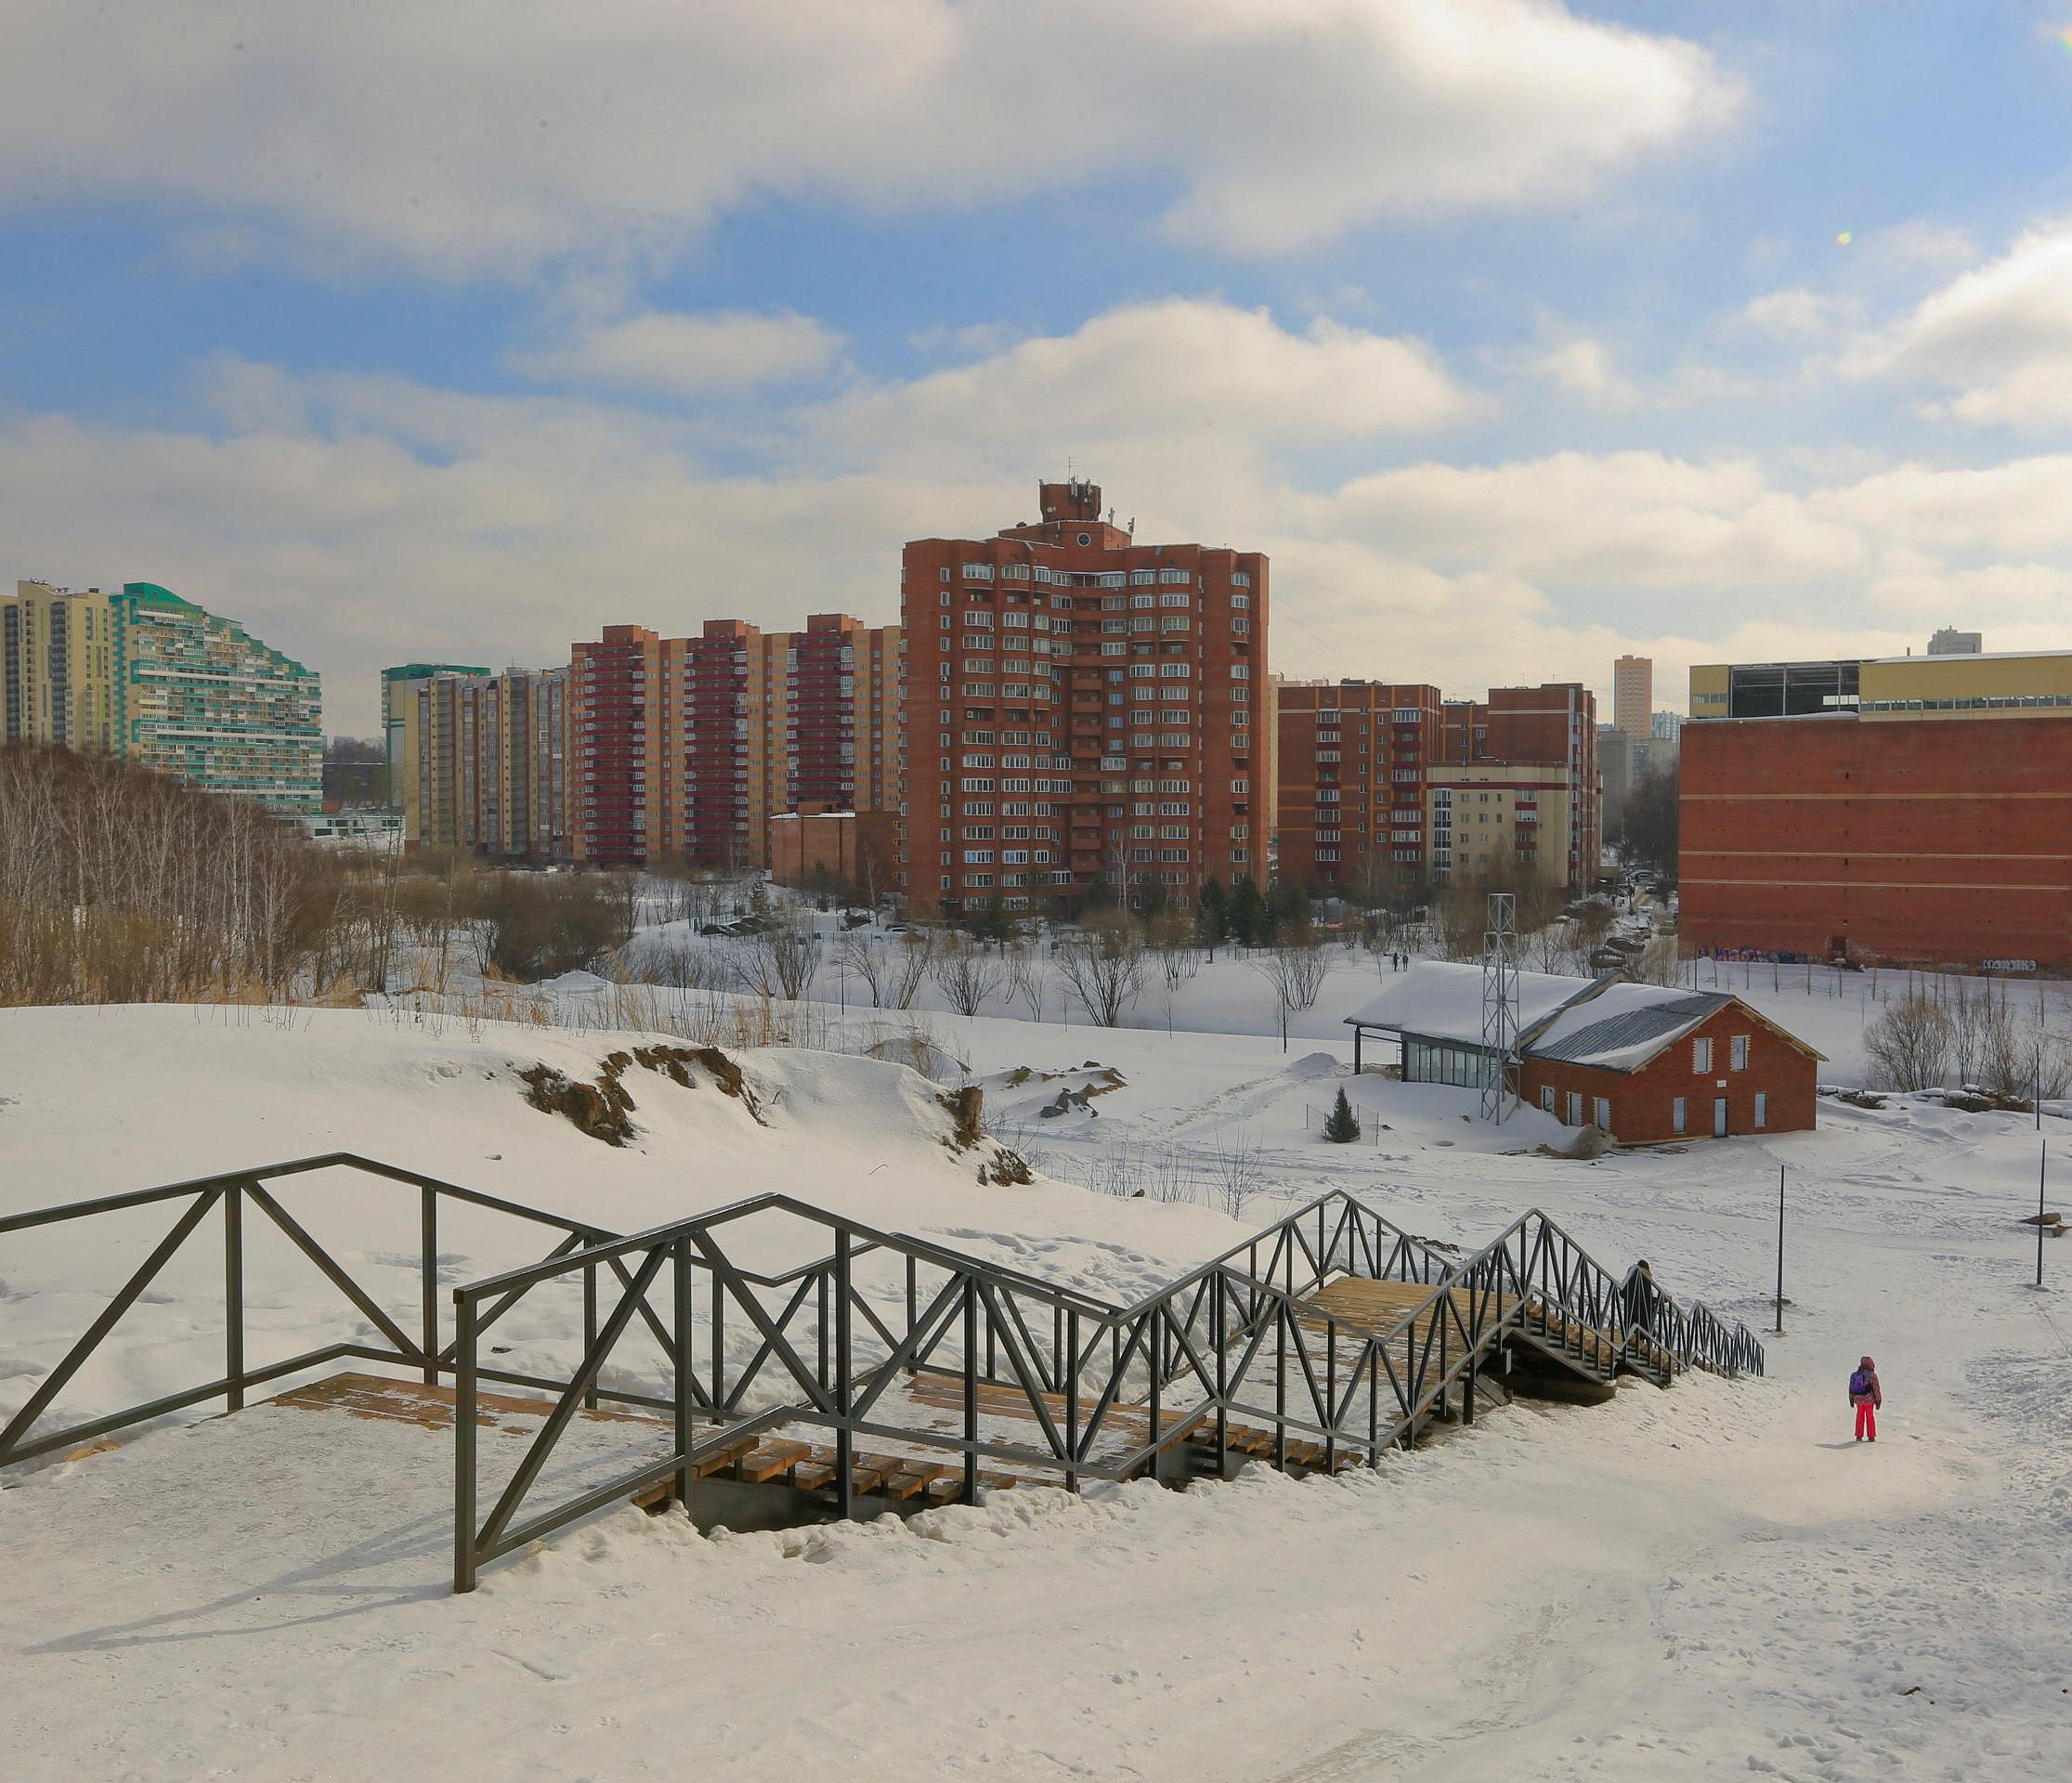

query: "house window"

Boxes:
[1692, 1037, 1713, 1073]
[1594, 1097, 1611, 1130]
[1540, 1087, 1556, 1114]
[1672, 1097, 1688, 1135]
[1567, 1091, 1583, 1126]
[1730, 1034, 1750, 1071]
[1754, 1092, 1768, 1129]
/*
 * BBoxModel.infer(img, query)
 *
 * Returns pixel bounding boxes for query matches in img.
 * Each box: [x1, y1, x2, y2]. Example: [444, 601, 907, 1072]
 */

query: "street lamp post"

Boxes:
[1772, 1164, 1786, 1335]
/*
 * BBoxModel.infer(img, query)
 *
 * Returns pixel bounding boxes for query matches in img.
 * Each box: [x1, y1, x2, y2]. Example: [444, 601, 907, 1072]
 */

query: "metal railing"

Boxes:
[446, 1189, 1762, 1592]
[0, 1152, 620, 1469]
[2, 1157, 1766, 1599]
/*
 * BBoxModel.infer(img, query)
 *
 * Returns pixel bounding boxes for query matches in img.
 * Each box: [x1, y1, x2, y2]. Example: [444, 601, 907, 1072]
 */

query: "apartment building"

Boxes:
[109, 583, 323, 813]
[411, 667, 568, 859]
[383, 662, 488, 824]
[1612, 654, 1652, 742]
[1275, 679, 1442, 895]
[1433, 683, 1599, 892]
[901, 478, 1269, 915]
[568, 613, 902, 870]
[1683, 650, 2072, 970]
[6, 579, 321, 813]
[2, 580, 122, 752]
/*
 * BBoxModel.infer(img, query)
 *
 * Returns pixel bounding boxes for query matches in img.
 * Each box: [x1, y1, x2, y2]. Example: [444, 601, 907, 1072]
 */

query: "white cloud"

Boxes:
[1848, 223, 2072, 427]
[814, 300, 1478, 465]
[12, 293, 2072, 735]
[1734, 287, 1863, 339]
[0, 0, 1737, 275]
[512, 310, 843, 397]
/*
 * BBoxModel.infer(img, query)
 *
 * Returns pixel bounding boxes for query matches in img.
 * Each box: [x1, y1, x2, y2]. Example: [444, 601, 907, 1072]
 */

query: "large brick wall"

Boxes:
[1521, 1001, 1818, 1144]
[1680, 715, 2072, 970]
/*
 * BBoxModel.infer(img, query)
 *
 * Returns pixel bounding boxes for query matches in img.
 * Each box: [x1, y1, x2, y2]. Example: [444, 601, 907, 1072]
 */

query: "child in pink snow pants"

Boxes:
[1849, 1355, 1882, 1441]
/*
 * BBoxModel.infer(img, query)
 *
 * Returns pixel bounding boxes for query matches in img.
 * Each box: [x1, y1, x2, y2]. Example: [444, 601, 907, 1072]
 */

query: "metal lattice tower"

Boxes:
[1480, 891, 1519, 1123]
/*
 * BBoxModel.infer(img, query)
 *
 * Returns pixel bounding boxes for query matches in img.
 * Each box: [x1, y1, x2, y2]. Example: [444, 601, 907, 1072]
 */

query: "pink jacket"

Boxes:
[1849, 1356, 1883, 1409]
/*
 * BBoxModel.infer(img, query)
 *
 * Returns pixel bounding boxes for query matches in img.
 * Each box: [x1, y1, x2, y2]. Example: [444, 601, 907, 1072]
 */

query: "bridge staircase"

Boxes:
[0, 1154, 1765, 1593]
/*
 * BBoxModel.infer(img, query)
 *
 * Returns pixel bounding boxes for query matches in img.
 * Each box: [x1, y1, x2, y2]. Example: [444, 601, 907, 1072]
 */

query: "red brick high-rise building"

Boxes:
[901, 479, 1269, 915]
[1276, 679, 1442, 895]
[571, 613, 901, 870]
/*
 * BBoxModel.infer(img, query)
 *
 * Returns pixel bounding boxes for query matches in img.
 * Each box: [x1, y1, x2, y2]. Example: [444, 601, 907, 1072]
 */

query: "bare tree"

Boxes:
[1205, 1128, 1267, 1219]
[738, 922, 820, 1000]
[1250, 941, 1332, 1052]
[1865, 991, 1954, 1091]
[889, 928, 936, 1010]
[836, 931, 893, 1007]
[931, 935, 1004, 1016]
[1055, 918, 1148, 1028]
[1005, 943, 1049, 1022]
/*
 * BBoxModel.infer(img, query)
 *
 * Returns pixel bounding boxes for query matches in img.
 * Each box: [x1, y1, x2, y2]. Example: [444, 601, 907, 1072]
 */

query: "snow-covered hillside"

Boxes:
[3, 1001, 2068, 1780]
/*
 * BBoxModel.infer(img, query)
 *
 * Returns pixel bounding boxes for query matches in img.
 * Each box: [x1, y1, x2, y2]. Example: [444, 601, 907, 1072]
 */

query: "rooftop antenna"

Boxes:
[1480, 890, 1518, 1124]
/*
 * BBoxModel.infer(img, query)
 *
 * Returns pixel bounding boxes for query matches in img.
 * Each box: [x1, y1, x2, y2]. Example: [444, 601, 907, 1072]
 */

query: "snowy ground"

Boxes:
[3, 999, 2069, 1780]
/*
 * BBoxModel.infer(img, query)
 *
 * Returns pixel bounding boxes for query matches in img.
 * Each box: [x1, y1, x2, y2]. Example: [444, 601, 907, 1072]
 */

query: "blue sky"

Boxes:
[4, 1, 2072, 732]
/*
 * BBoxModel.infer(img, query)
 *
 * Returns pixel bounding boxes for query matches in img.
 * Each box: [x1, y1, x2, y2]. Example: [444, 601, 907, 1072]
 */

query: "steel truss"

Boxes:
[0, 1154, 1766, 1595]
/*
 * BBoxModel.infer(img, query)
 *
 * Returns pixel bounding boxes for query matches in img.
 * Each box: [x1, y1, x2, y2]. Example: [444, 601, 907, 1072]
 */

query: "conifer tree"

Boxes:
[1323, 1086, 1362, 1144]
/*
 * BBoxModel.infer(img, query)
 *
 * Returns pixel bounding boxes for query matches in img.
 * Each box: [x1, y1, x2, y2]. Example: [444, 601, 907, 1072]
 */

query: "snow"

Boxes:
[1342, 959, 1592, 1044]
[5, 996, 2071, 1778]
[1530, 980, 1725, 1069]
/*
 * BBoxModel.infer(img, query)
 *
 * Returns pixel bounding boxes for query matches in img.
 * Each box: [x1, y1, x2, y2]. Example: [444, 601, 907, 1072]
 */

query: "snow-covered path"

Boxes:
[4, 1005, 2068, 1778]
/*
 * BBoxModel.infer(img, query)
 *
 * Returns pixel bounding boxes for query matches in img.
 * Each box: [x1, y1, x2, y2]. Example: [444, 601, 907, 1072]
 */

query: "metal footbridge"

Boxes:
[1, 1155, 1764, 1593]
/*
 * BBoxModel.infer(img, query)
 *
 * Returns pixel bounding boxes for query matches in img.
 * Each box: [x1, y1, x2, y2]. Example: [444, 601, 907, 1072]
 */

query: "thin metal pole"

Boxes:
[454, 1292, 479, 1594]
[2039, 1141, 2049, 1292]
[420, 1187, 437, 1385]
[674, 1237, 694, 1507]
[1064, 1307, 1080, 1494]
[1773, 1164, 1786, 1335]
[582, 1260, 600, 1411]
[224, 1185, 244, 1411]
[835, 1230, 854, 1520]
[962, 1276, 980, 1505]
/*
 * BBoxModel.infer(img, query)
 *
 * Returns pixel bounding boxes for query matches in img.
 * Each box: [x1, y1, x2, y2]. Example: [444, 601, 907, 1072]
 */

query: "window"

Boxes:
[1672, 1098, 1688, 1135]
[1730, 1034, 1750, 1071]
[1754, 1092, 1768, 1129]
[1692, 1037, 1713, 1073]
[1594, 1097, 1611, 1130]
[1540, 1087, 1556, 1113]
[1567, 1091, 1583, 1126]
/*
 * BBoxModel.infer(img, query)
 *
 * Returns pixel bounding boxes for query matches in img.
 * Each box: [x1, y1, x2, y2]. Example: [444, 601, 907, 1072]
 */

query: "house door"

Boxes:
[1713, 1096, 1729, 1138]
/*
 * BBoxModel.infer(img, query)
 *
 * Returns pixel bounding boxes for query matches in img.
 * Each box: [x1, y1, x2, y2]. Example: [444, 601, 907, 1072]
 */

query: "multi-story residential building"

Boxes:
[1598, 724, 1675, 839]
[1275, 678, 1441, 896]
[1684, 649, 2072, 970]
[6, 579, 319, 813]
[411, 667, 568, 858]
[1612, 654, 1652, 742]
[1649, 709, 1684, 746]
[1432, 683, 1599, 892]
[383, 662, 489, 822]
[110, 583, 323, 813]
[567, 613, 902, 870]
[2, 580, 121, 751]
[900, 478, 1269, 915]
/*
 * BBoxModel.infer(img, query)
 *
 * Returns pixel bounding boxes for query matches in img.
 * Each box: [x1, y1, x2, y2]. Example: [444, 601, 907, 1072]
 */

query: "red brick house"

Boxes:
[1347, 962, 1823, 1143]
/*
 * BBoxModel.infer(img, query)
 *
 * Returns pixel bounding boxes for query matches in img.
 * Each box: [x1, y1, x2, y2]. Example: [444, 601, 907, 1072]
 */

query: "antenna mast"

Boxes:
[1480, 890, 1518, 1123]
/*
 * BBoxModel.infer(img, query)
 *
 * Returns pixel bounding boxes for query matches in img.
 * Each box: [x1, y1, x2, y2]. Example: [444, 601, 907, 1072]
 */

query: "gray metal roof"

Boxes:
[1525, 991, 1731, 1069]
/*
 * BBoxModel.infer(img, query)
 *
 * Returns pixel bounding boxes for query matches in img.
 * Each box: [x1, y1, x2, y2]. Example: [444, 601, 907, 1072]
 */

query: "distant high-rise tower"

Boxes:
[1612, 654, 1652, 742]
[1927, 627, 1982, 656]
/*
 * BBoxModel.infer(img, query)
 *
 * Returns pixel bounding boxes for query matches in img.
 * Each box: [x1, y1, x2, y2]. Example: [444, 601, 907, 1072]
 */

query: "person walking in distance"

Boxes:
[1849, 1355, 1883, 1442]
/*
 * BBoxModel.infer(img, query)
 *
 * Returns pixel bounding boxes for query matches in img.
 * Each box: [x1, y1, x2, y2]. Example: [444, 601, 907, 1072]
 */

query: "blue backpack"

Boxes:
[1848, 1366, 1872, 1398]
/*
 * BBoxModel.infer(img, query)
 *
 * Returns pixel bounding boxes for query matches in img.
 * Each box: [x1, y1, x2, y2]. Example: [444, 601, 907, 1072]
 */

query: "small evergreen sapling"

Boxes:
[1323, 1086, 1362, 1144]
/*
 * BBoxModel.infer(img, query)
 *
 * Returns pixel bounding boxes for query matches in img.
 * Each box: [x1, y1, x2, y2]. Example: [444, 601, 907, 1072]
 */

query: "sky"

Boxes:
[5, 0, 2072, 735]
